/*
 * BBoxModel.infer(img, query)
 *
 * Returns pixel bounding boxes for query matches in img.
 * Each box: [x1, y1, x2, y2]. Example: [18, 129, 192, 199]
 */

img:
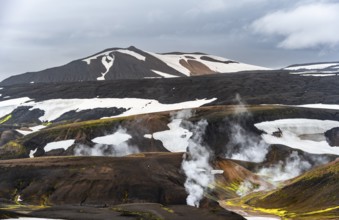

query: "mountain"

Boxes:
[0, 46, 269, 86]
[284, 61, 339, 76]
[1, 48, 339, 219]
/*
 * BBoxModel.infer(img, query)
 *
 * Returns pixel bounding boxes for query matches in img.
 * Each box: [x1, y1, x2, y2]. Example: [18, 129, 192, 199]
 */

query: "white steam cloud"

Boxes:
[171, 110, 215, 208]
[172, 109, 193, 120]
[74, 127, 139, 156]
[226, 94, 269, 163]
[182, 119, 214, 207]
[227, 124, 269, 163]
[225, 95, 326, 196]
[258, 151, 311, 182]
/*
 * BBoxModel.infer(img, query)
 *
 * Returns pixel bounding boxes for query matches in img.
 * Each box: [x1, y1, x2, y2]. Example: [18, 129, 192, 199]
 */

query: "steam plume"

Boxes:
[166, 109, 216, 208]
[225, 94, 269, 163]
[258, 151, 311, 182]
[182, 119, 214, 207]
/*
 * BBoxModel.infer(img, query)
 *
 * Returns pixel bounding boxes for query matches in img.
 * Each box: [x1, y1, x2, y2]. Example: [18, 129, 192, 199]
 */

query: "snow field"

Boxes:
[147, 119, 193, 152]
[255, 119, 339, 155]
[285, 63, 339, 70]
[8, 97, 217, 122]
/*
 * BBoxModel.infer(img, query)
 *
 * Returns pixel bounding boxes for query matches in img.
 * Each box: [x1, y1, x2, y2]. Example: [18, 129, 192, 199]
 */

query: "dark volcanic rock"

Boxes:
[0, 203, 245, 220]
[0, 154, 250, 219]
[325, 127, 339, 147]
[2, 71, 339, 106]
[6, 106, 44, 124]
[0, 153, 187, 206]
[0, 130, 22, 147]
[53, 107, 127, 123]
[263, 144, 336, 169]
[2, 70, 339, 125]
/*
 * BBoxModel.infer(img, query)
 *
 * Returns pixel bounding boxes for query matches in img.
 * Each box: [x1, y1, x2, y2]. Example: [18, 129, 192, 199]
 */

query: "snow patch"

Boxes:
[255, 119, 339, 155]
[17, 195, 23, 202]
[144, 134, 152, 139]
[3, 97, 215, 122]
[0, 97, 31, 118]
[152, 119, 193, 152]
[117, 98, 217, 118]
[211, 170, 224, 174]
[29, 148, 38, 158]
[297, 103, 339, 110]
[152, 70, 179, 78]
[196, 55, 269, 73]
[75, 128, 138, 157]
[92, 131, 131, 145]
[116, 49, 145, 61]
[147, 52, 269, 76]
[82, 50, 113, 64]
[83, 49, 145, 65]
[97, 54, 115, 80]
[255, 119, 339, 136]
[17, 125, 46, 136]
[285, 63, 339, 70]
[301, 73, 337, 77]
[44, 139, 75, 152]
[148, 52, 191, 76]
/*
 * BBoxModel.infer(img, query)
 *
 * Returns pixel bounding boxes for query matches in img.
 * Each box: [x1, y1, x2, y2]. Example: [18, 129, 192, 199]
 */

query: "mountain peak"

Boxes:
[0, 47, 269, 86]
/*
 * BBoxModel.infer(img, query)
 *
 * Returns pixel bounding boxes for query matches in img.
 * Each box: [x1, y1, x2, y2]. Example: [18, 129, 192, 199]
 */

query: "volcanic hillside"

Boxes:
[0, 46, 268, 86]
[1, 71, 339, 125]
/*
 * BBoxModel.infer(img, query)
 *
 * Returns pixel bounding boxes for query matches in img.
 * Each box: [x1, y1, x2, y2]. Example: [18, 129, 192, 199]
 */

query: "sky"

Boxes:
[0, 0, 339, 81]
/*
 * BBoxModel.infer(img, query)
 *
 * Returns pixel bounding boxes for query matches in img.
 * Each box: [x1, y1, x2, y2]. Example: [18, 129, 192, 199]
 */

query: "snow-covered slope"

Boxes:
[284, 61, 339, 76]
[0, 46, 269, 86]
[0, 97, 216, 122]
[255, 119, 339, 155]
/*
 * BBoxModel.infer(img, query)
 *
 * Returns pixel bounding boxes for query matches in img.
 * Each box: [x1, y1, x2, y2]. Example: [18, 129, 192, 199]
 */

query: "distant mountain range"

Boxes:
[284, 61, 339, 76]
[0, 46, 269, 86]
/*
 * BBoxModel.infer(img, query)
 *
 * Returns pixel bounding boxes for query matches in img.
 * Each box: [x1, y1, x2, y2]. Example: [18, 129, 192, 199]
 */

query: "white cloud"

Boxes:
[252, 2, 339, 49]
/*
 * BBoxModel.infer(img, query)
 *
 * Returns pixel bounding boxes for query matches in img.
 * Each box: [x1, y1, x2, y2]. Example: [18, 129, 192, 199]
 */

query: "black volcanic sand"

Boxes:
[1, 71, 339, 106]
[0, 153, 186, 206]
[0, 154, 245, 220]
[0, 203, 245, 220]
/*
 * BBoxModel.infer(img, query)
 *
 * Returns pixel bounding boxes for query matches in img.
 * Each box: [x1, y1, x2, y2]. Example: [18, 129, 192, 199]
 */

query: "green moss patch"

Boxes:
[0, 114, 12, 124]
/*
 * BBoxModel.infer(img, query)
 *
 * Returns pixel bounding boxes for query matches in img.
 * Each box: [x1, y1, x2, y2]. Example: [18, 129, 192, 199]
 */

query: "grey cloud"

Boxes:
[252, 2, 339, 49]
